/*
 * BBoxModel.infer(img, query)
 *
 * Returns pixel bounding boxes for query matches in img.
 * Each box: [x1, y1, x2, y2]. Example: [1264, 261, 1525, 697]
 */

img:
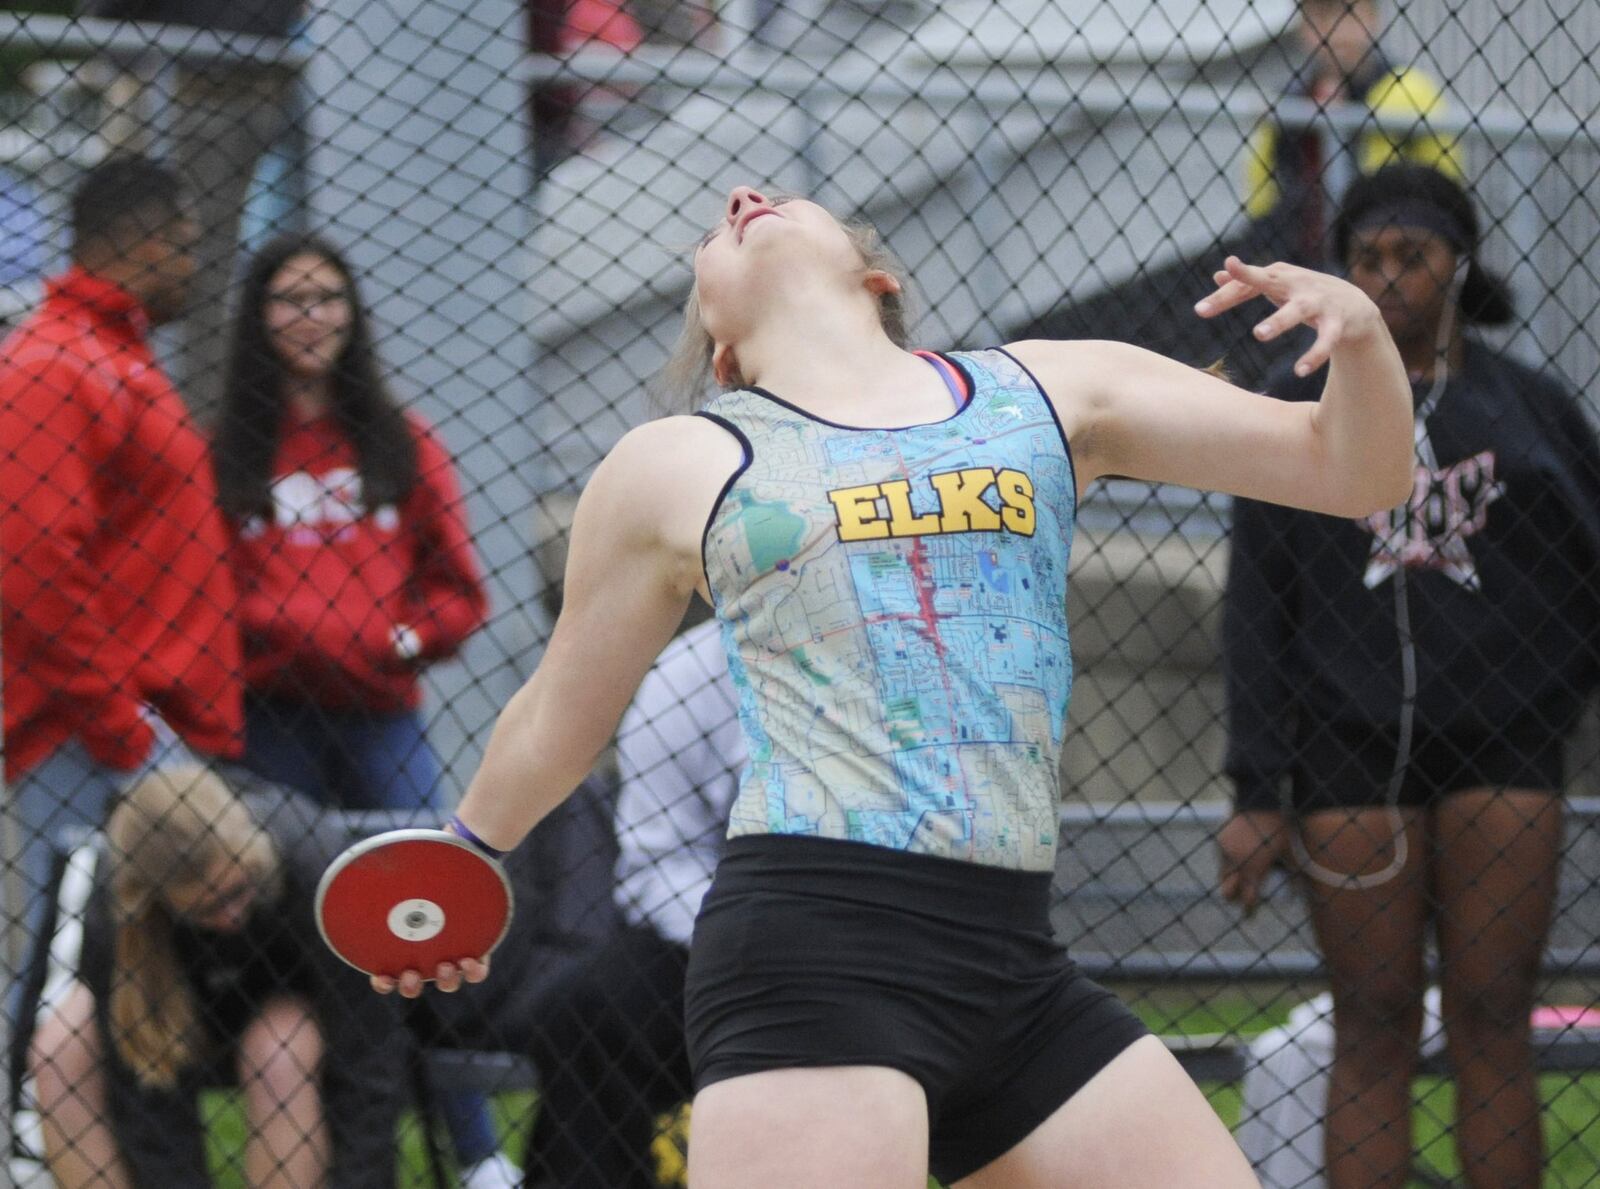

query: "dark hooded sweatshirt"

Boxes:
[1223, 341, 1600, 810]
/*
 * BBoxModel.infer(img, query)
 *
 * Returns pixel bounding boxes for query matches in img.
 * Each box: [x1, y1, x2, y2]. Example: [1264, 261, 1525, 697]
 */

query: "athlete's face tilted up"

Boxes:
[693, 186, 904, 390]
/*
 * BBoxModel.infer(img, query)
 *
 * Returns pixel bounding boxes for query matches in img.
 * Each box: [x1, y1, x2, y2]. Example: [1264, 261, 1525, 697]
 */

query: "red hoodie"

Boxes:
[228, 410, 488, 712]
[0, 269, 244, 780]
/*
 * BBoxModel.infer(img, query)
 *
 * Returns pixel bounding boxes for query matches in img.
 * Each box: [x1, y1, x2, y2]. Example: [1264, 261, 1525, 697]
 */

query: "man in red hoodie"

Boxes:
[0, 155, 244, 958]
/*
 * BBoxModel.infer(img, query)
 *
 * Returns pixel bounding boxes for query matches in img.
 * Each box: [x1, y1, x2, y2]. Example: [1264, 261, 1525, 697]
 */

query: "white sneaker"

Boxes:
[460, 1150, 522, 1189]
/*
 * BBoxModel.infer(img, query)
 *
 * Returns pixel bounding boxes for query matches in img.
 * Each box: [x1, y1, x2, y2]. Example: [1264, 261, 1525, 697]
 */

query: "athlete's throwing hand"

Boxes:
[371, 956, 491, 998]
[1195, 256, 1386, 379]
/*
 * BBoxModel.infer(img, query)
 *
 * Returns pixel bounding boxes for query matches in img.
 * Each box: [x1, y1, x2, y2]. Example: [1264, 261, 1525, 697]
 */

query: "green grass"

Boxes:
[195, 996, 1600, 1187]
[202, 1092, 534, 1187]
[1127, 990, 1600, 1189]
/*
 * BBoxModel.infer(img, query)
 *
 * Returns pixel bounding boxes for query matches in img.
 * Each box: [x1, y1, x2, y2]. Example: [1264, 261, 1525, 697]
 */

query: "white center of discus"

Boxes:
[387, 898, 446, 942]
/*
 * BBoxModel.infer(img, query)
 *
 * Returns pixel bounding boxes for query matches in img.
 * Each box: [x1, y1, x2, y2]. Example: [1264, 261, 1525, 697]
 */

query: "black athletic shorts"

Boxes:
[684, 834, 1148, 1184]
[1291, 717, 1566, 813]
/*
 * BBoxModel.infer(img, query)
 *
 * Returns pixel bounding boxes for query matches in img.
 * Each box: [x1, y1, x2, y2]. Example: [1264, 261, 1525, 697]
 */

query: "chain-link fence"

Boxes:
[1, 0, 1598, 1185]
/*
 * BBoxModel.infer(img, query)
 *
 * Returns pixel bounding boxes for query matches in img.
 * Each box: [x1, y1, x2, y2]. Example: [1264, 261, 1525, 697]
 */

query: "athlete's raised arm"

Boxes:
[1008, 256, 1412, 518]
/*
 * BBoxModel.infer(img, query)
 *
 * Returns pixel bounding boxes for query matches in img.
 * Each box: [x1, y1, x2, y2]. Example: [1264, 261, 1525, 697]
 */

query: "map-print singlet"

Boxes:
[698, 348, 1077, 872]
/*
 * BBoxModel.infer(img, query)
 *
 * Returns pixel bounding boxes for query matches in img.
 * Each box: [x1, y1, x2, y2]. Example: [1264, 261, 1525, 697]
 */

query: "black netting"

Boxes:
[1, 1, 1598, 1185]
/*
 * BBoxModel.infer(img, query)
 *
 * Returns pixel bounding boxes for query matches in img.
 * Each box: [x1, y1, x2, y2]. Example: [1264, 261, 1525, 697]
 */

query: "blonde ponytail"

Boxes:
[109, 899, 198, 1088]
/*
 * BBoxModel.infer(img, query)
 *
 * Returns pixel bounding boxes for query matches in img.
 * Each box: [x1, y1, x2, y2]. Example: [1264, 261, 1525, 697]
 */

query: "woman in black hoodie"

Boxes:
[1217, 163, 1600, 1189]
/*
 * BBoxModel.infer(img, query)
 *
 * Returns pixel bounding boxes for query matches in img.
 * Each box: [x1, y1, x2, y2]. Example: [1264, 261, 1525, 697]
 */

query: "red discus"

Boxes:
[315, 829, 513, 980]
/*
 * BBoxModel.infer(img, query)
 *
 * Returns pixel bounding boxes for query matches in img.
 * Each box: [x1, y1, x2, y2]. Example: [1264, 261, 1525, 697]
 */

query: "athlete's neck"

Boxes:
[735, 298, 936, 418]
[754, 338, 954, 424]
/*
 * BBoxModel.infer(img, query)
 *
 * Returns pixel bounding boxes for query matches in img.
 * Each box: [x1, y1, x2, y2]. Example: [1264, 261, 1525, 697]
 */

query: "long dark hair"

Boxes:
[213, 233, 418, 522]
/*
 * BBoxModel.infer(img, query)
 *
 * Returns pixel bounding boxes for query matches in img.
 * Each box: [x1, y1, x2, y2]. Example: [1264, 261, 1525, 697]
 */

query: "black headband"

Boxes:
[1349, 198, 1472, 254]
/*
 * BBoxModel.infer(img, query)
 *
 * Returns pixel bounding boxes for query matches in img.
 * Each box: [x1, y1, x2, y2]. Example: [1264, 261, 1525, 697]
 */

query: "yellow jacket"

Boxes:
[1244, 66, 1463, 221]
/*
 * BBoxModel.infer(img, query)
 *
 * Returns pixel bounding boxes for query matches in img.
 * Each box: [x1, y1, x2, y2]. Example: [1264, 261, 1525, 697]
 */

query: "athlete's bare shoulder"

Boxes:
[590, 415, 737, 505]
[581, 415, 747, 588]
[611, 413, 744, 475]
[1002, 338, 1149, 434]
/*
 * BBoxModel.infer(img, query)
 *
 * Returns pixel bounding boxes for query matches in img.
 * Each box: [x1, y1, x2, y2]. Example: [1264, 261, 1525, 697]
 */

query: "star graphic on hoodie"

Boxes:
[1362, 449, 1504, 590]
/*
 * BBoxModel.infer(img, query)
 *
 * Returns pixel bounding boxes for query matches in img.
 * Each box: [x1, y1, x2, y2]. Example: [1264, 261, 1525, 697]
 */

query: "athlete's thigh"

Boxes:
[687, 1065, 929, 1189]
[953, 1035, 1257, 1189]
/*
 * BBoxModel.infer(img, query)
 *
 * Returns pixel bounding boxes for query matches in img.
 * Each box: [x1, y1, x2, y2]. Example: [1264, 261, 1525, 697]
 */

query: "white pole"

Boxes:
[304, 0, 541, 800]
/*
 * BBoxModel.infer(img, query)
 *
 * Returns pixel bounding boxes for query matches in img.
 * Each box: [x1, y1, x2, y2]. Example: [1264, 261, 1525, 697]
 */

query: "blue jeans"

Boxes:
[241, 695, 444, 814]
[241, 695, 500, 1167]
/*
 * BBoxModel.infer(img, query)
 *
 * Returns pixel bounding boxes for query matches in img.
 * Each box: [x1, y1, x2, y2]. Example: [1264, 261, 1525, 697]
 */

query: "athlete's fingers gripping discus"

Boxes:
[372, 955, 491, 998]
[316, 829, 512, 982]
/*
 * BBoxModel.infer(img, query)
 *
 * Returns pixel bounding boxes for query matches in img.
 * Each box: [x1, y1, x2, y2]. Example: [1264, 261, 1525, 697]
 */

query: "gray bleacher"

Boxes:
[1053, 798, 1600, 987]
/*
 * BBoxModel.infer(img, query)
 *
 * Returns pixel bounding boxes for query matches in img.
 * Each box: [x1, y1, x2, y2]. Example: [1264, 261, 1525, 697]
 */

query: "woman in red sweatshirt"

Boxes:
[212, 233, 515, 1182]
[215, 232, 488, 807]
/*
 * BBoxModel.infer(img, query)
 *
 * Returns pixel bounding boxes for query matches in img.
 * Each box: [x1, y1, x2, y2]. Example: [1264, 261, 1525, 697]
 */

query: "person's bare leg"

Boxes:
[1433, 789, 1559, 1189]
[953, 1035, 1257, 1189]
[237, 995, 329, 1189]
[30, 982, 132, 1189]
[687, 1065, 928, 1189]
[1300, 807, 1430, 1189]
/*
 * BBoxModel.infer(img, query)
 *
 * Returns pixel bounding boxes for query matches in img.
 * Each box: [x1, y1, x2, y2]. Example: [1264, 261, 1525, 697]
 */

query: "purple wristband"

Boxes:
[447, 814, 505, 860]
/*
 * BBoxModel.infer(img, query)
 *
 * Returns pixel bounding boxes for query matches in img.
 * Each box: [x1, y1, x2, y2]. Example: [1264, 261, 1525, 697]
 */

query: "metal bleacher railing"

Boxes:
[329, 798, 1600, 1153]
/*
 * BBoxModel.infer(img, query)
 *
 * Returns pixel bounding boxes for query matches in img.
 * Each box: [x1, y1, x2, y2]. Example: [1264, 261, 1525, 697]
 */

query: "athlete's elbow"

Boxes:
[1367, 441, 1416, 513]
[1373, 461, 1415, 513]
[1323, 461, 1411, 519]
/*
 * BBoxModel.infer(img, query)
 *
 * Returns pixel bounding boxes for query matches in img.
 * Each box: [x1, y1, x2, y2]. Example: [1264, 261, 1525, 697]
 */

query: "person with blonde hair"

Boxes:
[382, 183, 1413, 1187]
[28, 764, 402, 1188]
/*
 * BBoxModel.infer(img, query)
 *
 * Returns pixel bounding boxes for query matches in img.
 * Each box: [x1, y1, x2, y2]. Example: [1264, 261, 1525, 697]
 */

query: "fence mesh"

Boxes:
[1, 0, 1599, 1185]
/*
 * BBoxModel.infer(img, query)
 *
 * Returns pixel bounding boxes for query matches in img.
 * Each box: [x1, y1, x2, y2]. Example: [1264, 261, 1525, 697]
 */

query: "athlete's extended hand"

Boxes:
[371, 955, 491, 998]
[1194, 256, 1385, 379]
[1217, 809, 1291, 919]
